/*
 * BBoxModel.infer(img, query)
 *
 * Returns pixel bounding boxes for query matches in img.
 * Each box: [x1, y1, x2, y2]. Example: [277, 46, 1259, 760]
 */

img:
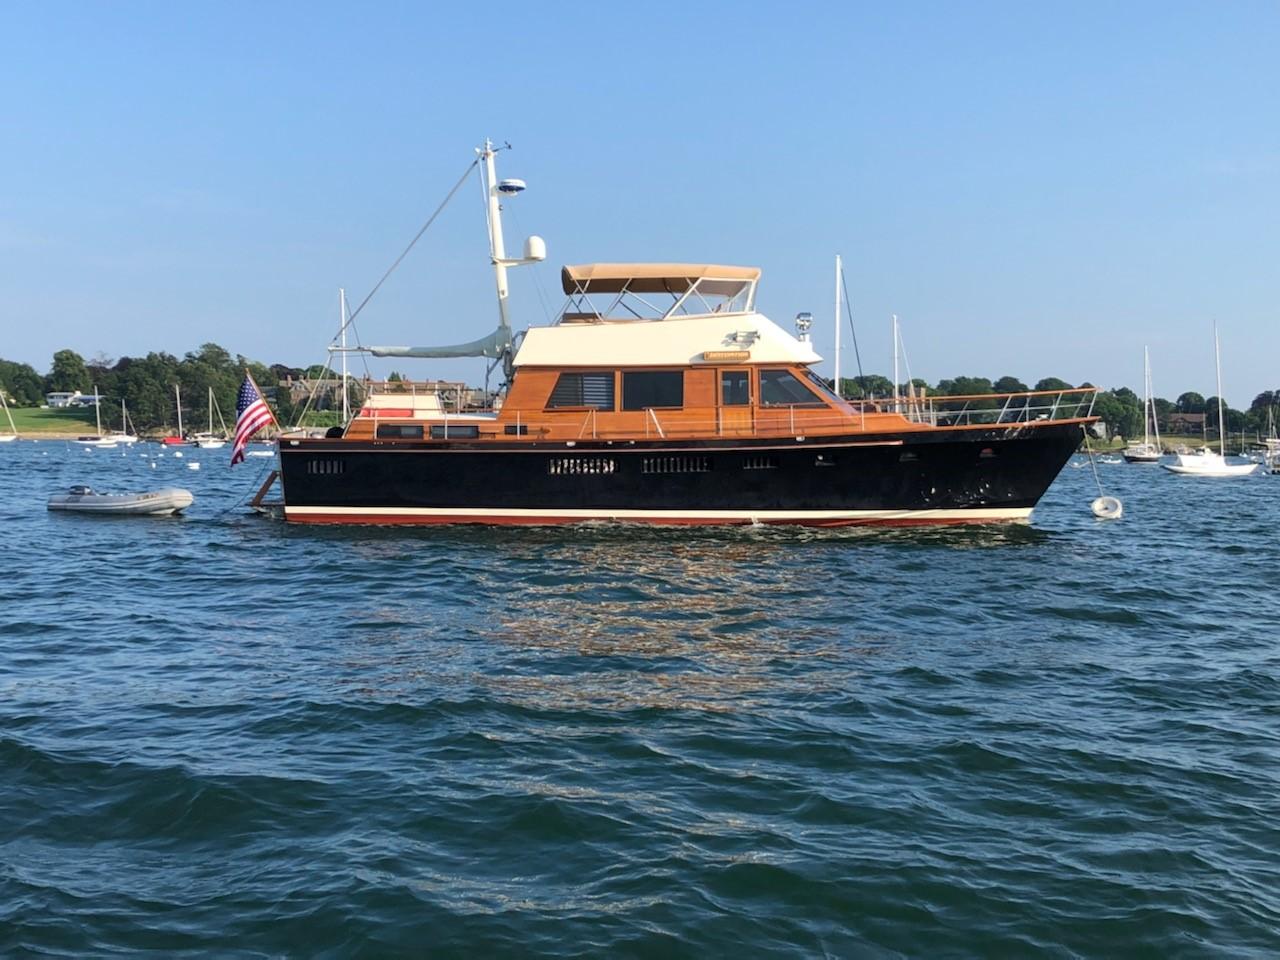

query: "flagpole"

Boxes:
[244, 368, 279, 430]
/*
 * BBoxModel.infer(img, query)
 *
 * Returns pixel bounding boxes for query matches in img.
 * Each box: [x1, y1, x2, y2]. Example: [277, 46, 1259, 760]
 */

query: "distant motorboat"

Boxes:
[1097, 454, 1123, 465]
[47, 485, 195, 516]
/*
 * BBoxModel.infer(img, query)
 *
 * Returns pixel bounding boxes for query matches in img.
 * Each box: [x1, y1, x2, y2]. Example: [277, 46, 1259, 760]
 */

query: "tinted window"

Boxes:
[622, 371, 683, 411]
[376, 424, 424, 439]
[760, 369, 823, 407]
[430, 424, 480, 439]
[548, 372, 614, 410]
[804, 370, 843, 403]
[721, 370, 750, 406]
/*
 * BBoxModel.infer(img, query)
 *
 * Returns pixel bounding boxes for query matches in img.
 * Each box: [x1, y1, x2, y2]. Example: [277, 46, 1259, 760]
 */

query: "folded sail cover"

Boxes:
[367, 324, 513, 360]
[561, 263, 761, 296]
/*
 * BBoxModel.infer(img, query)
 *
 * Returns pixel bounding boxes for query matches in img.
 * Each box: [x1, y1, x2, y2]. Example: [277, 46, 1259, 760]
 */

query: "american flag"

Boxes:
[231, 376, 275, 465]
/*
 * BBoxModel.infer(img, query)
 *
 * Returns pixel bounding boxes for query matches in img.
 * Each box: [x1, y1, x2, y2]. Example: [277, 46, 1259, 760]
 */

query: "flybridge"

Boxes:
[558, 263, 760, 323]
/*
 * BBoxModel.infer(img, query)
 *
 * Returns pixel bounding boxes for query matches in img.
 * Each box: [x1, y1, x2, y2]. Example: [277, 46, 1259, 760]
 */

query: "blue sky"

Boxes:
[3, 2, 1278, 404]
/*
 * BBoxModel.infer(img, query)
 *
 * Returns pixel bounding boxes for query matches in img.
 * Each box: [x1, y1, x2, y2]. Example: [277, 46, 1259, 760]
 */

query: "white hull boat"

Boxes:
[1163, 325, 1257, 478]
[47, 485, 195, 516]
[1161, 451, 1258, 477]
[192, 434, 226, 449]
[0, 434, 16, 443]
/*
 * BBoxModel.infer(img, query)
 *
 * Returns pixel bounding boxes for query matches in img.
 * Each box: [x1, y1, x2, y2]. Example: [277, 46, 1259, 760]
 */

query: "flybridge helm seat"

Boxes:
[558, 263, 761, 323]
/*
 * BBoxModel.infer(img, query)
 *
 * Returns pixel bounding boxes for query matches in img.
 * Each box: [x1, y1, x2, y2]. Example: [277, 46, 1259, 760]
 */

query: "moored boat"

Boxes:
[47, 485, 195, 515]
[264, 141, 1099, 527]
[1160, 324, 1258, 478]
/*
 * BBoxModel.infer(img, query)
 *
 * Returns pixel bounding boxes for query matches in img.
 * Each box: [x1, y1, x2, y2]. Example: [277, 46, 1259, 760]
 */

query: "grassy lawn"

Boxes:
[4, 406, 99, 435]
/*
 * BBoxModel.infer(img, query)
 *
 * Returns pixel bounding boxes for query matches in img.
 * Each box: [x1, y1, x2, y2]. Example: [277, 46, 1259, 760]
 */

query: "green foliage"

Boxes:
[993, 376, 1029, 393]
[48, 349, 90, 393]
[1176, 391, 1205, 414]
[1033, 377, 1073, 392]
[0, 358, 45, 405]
[935, 376, 993, 397]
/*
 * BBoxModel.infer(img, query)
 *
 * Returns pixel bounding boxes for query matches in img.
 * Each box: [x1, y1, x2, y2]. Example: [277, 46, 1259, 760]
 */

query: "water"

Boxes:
[2, 441, 1277, 957]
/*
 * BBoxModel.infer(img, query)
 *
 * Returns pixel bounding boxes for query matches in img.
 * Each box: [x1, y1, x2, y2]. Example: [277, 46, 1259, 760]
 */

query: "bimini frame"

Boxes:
[557, 263, 760, 323]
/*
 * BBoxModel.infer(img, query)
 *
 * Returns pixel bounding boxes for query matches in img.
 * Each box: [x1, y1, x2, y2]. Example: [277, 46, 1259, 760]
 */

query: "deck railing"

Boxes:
[298, 387, 1100, 443]
[893, 387, 1098, 427]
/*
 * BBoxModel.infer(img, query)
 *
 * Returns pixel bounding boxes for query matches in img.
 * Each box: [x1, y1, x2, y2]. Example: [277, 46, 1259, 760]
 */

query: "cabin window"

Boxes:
[721, 370, 750, 406]
[642, 455, 711, 474]
[504, 424, 529, 436]
[548, 372, 615, 410]
[804, 370, 844, 403]
[760, 369, 824, 407]
[622, 371, 683, 411]
[430, 424, 480, 439]
[376, 424, 424, 439]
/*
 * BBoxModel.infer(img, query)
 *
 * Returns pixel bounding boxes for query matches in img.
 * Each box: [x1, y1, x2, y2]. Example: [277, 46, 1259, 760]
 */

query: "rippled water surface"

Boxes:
[2, 441, 1278, 957]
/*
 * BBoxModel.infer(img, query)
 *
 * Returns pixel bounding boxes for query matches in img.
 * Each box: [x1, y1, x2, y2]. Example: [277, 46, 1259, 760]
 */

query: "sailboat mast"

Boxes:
[340, 287, 350, 423]
[892, 315, 900, 413]
[833, 255, 842, 399]
[0, 389, 15, 435]
[1143, 346, 1151, 448]
[208, 386, 214, 434]
[175, 384, 184, 436]
[94, 383, 101, 435]
[1214, 322, 1226, 453]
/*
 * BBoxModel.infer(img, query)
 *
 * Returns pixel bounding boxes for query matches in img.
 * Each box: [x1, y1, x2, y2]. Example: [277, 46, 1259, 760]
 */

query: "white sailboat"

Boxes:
[1162, 325, 1258, 477]
[192, 387, 229, 448]
[72, 386, 118, 447]
[1123, 347, 1162, 462]
[0, 388, 17, 442]
[107, 399, 139, 445]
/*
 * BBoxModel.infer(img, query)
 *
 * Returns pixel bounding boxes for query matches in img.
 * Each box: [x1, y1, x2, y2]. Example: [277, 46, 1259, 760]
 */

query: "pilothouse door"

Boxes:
[718, 369, 753, 435]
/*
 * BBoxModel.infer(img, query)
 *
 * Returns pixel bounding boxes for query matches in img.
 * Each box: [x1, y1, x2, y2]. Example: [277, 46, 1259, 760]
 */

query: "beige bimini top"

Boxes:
[560, 263, 762, 296]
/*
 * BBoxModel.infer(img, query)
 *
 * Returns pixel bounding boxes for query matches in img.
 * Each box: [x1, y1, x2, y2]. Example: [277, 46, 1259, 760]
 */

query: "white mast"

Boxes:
[892, 314, 900, 413]
[1146, 345, 1157, 450]
[174, 383, 184, 437]
[207, 386, 214, 434]
[1214, 321, 1226, 454]
[339, 287, 350, 423]
[833, 255, 842, 399]
[0, 389, 15, 436]
[94, 383, 101, 435]
[481, 140, 512, 333]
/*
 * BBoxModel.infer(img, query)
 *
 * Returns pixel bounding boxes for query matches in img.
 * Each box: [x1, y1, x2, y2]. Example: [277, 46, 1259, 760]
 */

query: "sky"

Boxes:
[3, 1, 1278, 405]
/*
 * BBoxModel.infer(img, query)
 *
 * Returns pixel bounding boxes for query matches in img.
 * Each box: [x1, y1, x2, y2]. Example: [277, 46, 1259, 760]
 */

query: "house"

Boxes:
[1165, 412, 1206, 434]
[45, 391, 83, 408]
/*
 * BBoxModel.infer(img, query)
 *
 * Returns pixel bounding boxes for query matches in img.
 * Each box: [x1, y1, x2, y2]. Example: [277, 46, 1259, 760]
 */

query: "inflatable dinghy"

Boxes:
[47, 485, 194, 516]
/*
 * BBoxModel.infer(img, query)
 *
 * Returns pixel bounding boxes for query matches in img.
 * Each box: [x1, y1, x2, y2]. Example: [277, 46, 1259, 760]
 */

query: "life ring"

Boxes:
[1091, 496, 1123, 520]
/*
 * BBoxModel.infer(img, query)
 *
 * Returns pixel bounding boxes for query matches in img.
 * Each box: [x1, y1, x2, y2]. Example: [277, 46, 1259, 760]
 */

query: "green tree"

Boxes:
[994, 376, 1029, 393]
[1034, 377, 1073, 392]
[1176, 391, 1205, 414]
[935, 376, 993, 397]
[0, 359, 45, 405]
[48, 349, 90, 393]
